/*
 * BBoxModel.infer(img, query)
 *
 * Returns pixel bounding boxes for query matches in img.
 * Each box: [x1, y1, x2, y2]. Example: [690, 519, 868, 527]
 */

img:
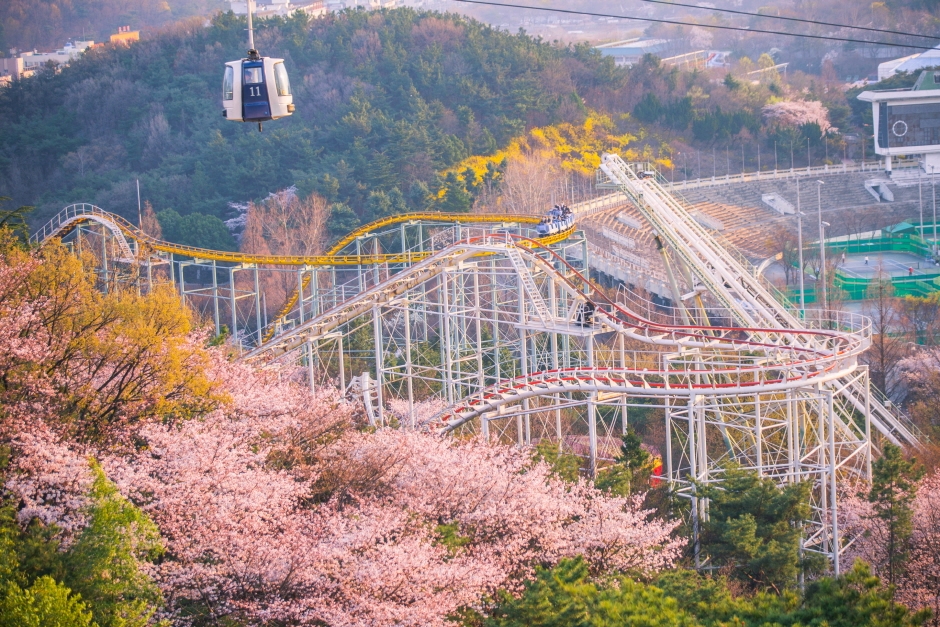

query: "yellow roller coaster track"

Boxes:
[40, 208, 572, 266]
[34, 205, 576, 343]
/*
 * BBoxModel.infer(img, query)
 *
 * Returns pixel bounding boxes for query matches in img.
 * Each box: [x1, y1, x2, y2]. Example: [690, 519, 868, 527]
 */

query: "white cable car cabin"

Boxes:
[223, 54, 294, 130]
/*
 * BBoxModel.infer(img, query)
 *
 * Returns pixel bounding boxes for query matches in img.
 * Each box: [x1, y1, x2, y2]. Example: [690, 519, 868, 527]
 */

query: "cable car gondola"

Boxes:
[222, 0, 294, 131]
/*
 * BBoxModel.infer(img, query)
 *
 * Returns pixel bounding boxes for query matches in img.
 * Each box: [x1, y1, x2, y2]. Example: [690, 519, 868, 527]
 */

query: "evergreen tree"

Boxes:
[595, 427, 651, 496]
[485, 557, 697, 627]
[439, 172, 472, 213]
[698, 466, 821, 593]
[793, 561, 931, 627]
[63, 463, 166, 627]
[156, 209, 237, 251]
[868, 443, 924, 588]
[533, 441, 582, 483]
[327, 203, 360, 243]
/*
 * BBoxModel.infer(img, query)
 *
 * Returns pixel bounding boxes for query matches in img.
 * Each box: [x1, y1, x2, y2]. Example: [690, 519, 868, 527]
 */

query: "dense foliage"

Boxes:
[0, 232, 683, 625]
[0, 8, 625, 239]
[484, 557, 928, 627]
[0, 0, 226, 51]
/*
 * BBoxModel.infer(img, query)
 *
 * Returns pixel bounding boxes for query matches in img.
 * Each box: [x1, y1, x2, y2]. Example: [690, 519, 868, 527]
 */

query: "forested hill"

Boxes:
[0, 8, 627, 247]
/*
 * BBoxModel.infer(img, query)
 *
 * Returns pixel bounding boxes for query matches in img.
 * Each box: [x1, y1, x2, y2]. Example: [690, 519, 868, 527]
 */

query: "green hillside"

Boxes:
[0, 8, 624, 242]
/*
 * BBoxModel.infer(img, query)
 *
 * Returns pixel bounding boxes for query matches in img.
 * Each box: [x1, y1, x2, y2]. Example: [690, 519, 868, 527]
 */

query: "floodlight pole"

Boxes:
[817, 180, 827, 313]
[797, 179, 805, 313]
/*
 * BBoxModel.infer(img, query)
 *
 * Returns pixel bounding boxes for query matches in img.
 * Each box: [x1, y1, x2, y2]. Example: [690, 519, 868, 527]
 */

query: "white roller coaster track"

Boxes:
[35, 167, 910, 570]
[597, 154, 923, 450]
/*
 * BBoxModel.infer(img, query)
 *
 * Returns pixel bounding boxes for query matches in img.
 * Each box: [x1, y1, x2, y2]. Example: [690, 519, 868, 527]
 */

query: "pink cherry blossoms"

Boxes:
[1, 241, 684, 626]
[761, 100, 832, 134]
[102, 356, 683, 625]
[842, 470, 940, 625]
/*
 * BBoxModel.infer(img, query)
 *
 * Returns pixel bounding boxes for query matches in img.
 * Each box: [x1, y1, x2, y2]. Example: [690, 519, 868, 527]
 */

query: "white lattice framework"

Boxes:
[33, 161, 923, 571]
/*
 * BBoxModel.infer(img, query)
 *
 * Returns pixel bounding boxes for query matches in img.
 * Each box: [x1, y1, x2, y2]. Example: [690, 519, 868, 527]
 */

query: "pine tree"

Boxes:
[698, 466, 821, 592]
[868, 443, 924, 589]
[595, 427, 650, 496]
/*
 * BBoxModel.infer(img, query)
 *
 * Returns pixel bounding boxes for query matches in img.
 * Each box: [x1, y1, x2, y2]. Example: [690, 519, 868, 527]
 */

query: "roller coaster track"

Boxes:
[36, 166, 915, 569]
[597, 154, 923, 448]
[31, 204, 573, 343]
[30, 203, 570, 266]
[243, 235, 866, 367]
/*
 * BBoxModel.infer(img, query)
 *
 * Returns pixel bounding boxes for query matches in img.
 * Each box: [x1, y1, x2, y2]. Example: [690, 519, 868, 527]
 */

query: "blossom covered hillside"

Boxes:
[0, 231, 683, 626]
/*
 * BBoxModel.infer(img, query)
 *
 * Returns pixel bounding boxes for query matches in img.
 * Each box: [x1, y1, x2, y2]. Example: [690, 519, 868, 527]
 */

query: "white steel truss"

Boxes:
[33, 168, 913, 571]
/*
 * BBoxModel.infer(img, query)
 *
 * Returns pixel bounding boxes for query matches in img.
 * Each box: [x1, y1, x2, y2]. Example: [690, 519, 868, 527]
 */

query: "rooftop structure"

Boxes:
[858, 70, 940, 173]
[110, 26, 140, 46]
[0, 57, 34, 85]
[19, 40, 94, 70]
[594, 39, 674, 67]
[877, 45, 940, 81]
[230, 0, 329, 17]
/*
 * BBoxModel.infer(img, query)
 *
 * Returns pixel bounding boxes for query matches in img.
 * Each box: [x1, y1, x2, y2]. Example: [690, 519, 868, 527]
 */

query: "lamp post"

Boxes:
[919, 173, 924, 255]
[817, 180, 827, 312]
[797, 179, 806, 313]
[932, 165, 938, 258]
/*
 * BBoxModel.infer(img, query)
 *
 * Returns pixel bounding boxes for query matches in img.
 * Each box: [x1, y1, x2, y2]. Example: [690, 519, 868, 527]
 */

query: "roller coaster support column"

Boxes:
[179, 262, 186, 307]
[827, 389, 840, 576]
[473, 271, 486, 435]
[550, 282, 563, 449]
[372, 305, 385, 426]
[442, 271, 455, 407]
[297, 271, 305, 325]
[253, 266, 262, 345]
[101, 224, 109, 294]
[587, 331, 597, 477]
[404, 302, 415, 429]
[211, 260, 221, 334]
[816, 383, 830, 567]
[518, 260, 530, 447]
[229, 267, 238, 345]
[307, 339, 316, 394]
[688, 393, 701, 570]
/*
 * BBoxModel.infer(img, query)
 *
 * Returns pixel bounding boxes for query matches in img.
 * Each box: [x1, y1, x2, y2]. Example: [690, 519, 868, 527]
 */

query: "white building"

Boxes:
[0, 57, 34, 85]
[858, 71, 940, 173]
[230, 0, 328, 17]
[594, 39, 673, 67]
[877, 45, 940, 81]
[19, 40, 94, 70]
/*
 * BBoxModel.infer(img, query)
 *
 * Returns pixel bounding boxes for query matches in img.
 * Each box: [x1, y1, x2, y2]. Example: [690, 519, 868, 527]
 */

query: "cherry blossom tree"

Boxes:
[2, 236, 684, 626]
[762, 100, 832, 135]
[843, 469, 940, 625]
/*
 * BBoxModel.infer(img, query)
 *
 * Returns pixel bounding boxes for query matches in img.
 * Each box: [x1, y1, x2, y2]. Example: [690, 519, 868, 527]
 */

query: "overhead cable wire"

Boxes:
[574, 0, 933, 41]
[451, 0, 940, 51]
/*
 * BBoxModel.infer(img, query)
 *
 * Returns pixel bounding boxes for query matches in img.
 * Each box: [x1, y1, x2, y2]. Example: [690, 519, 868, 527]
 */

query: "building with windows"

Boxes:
[0, 57, 34, 85]
[858, 70, 940, 173]
[19, 40, 94, 70]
